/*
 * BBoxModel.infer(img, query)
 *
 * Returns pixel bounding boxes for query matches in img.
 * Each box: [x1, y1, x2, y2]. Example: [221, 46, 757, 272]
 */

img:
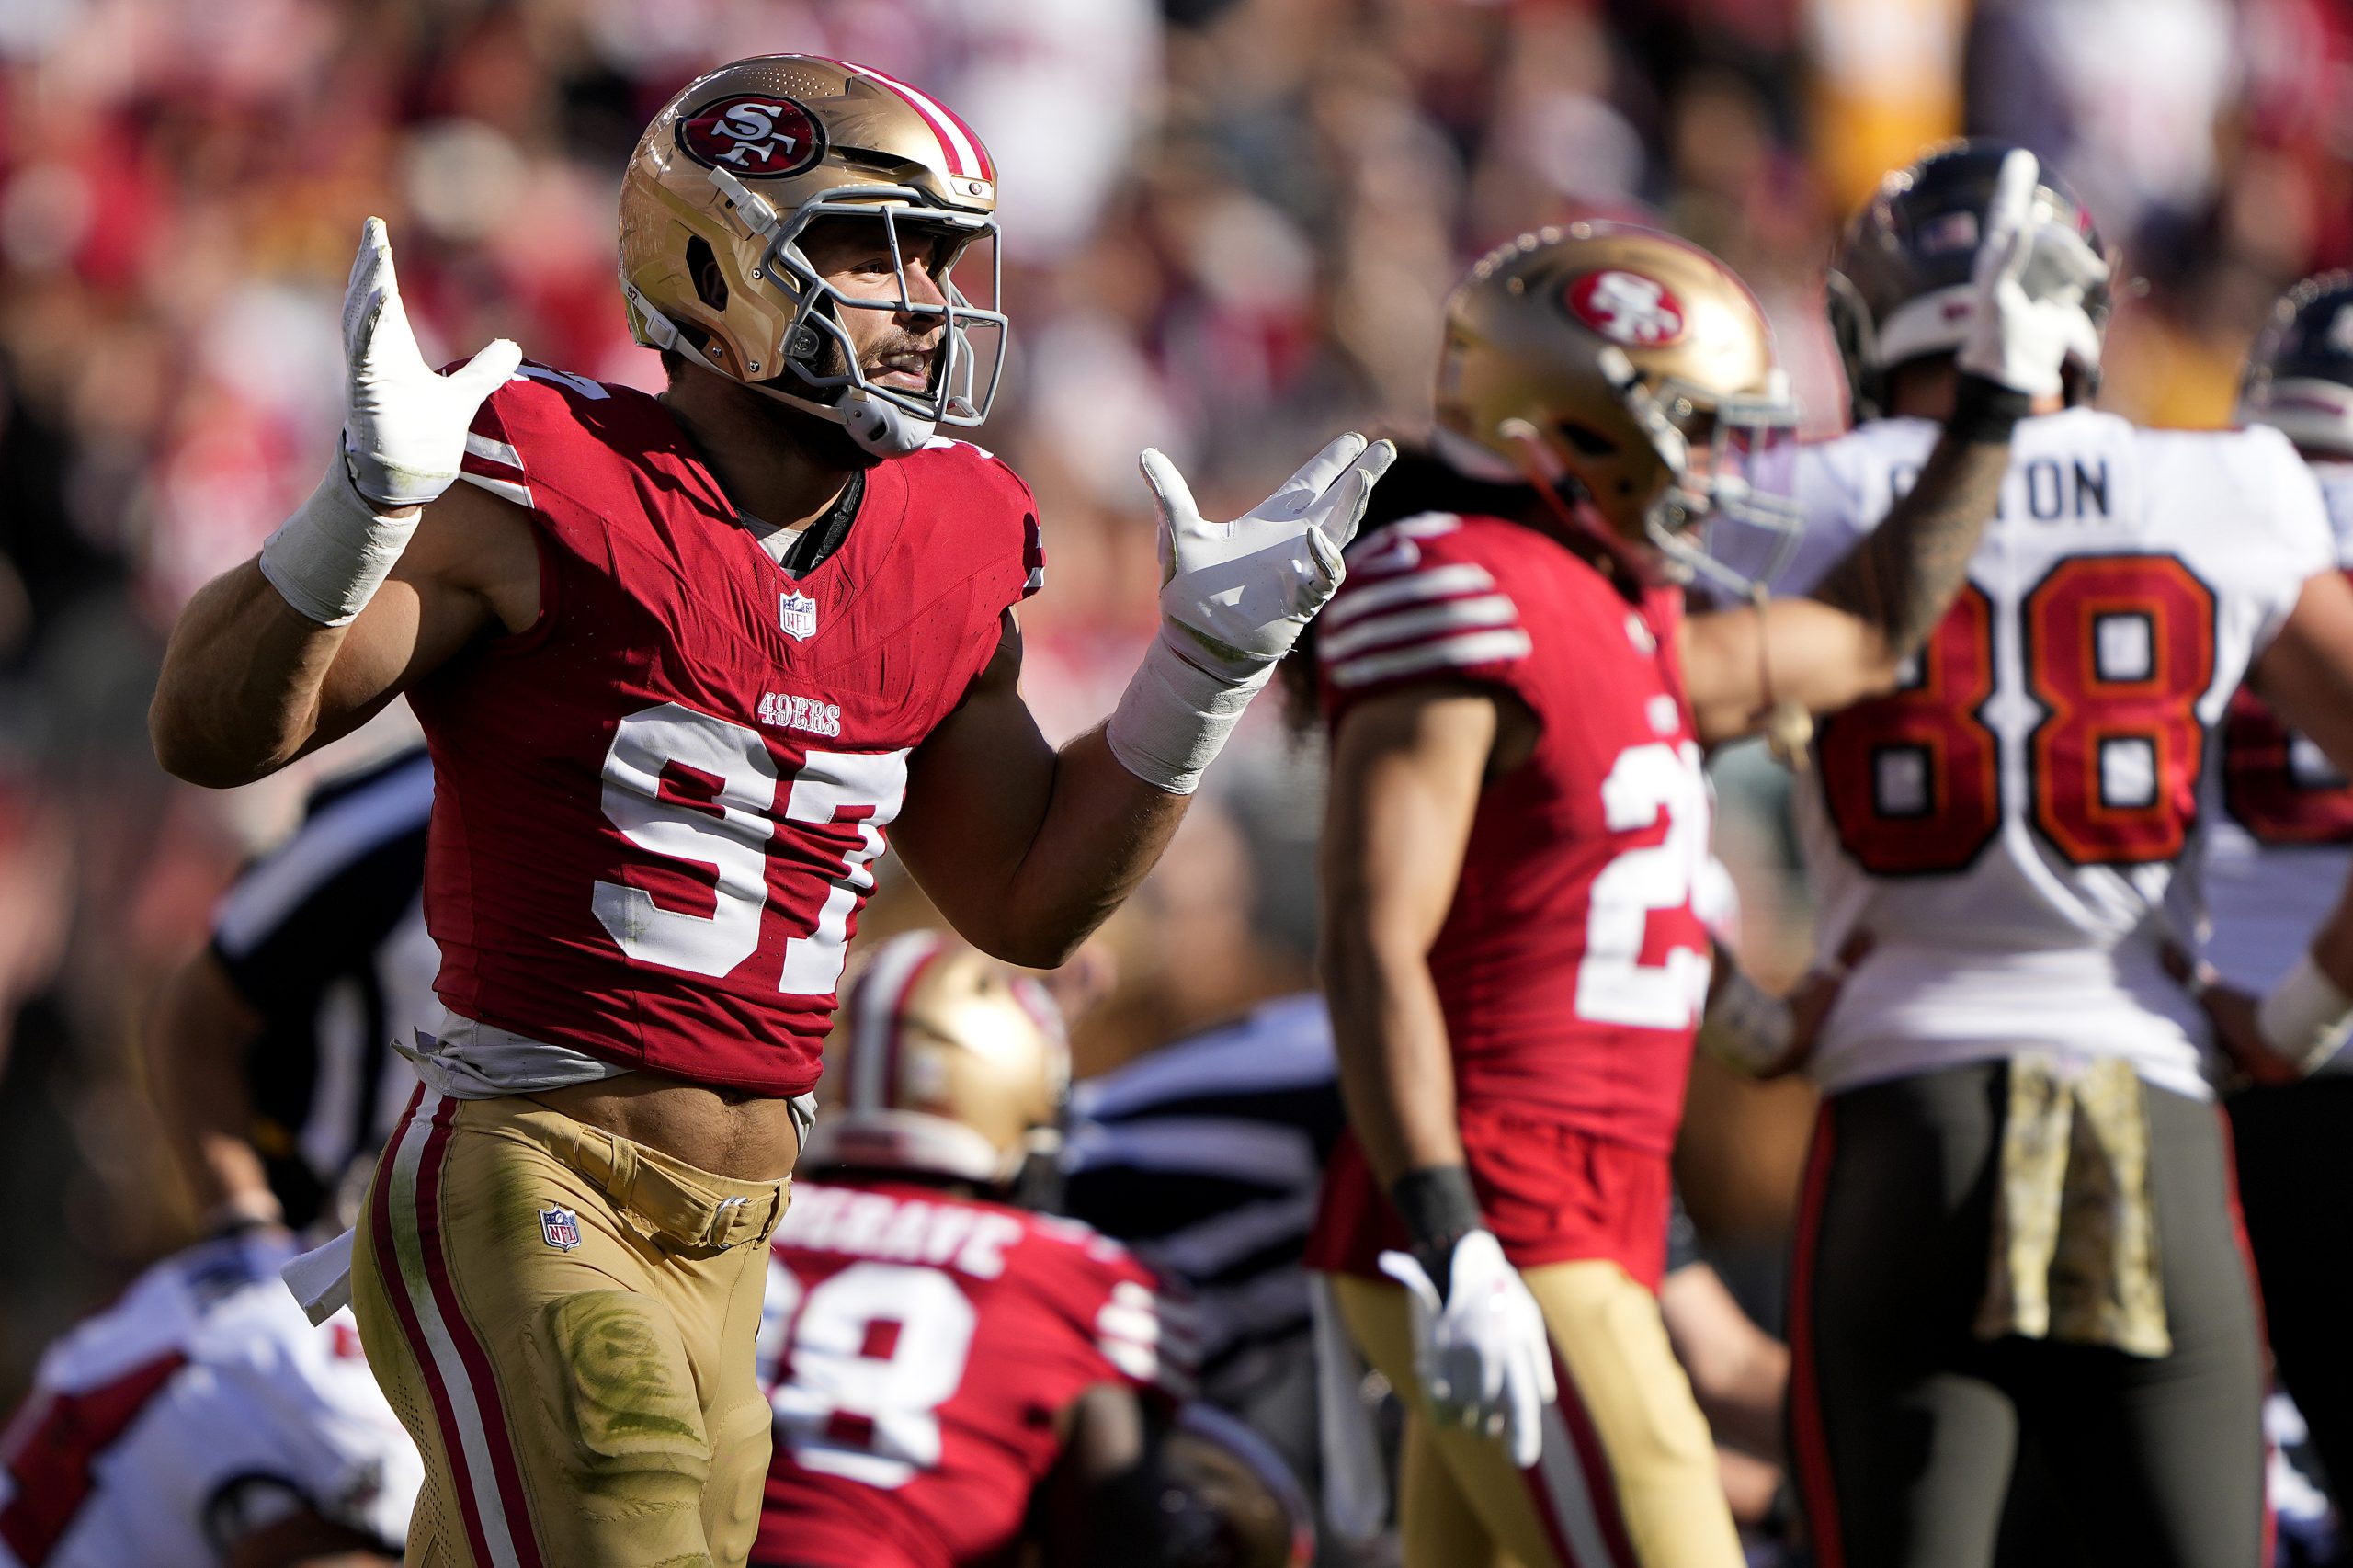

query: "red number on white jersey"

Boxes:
[1818, 554, 2216, 872]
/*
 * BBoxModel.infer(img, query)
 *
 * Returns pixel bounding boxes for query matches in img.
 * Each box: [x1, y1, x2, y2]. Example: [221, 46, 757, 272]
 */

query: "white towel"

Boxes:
[1311, 1272, 1389, 1541]
[281, 1227, 356, 1326]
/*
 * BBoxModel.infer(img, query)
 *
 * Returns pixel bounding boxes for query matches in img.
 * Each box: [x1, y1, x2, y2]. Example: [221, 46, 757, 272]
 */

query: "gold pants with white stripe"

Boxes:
[1335, 1263, 1742, 1568]
[351, 1087, 788, 1568]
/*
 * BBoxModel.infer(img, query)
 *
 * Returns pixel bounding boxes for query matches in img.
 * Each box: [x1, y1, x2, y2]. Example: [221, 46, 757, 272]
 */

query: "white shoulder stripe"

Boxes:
[1321, 563, 1495, 631]
[464, 433, 523, 471]
[1330, 629, 1533, 687]
[458, 471, 533, 510]
[1321, 595, 1518, 662]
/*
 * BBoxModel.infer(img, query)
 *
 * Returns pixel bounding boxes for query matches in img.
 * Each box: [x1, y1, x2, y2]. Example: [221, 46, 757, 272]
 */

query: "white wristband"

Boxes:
[2257, 951, 2353, 1075]
[258, 458, 423, 626]
[1105, 630, 1265, 795]
[1698, 967, 1793, 1075]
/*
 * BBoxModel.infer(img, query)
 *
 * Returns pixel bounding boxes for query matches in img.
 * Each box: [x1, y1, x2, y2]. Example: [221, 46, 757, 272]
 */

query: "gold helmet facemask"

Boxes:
[1435, 222, 1802, 596]
[803, 930, 1069, 1188]
[620, 56, 1010, 459]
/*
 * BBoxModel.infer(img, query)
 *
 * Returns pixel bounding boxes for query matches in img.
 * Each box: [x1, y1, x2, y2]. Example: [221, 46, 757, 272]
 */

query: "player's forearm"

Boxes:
[1320, 930, 1465, 1188]
[152, 561, 347, 788]
[968, 727, 1189, 971]
[1809, 415, 2015, 669]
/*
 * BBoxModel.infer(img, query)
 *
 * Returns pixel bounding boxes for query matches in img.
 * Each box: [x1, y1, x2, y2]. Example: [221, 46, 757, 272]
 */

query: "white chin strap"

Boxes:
[750, 378, 938, 459]
[624, 281, 940, 459]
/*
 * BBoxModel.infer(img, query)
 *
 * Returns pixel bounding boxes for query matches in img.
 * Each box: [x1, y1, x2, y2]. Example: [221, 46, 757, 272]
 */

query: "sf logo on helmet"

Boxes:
[677, 94, 827, 178]
[1565, 269, 1688, 347]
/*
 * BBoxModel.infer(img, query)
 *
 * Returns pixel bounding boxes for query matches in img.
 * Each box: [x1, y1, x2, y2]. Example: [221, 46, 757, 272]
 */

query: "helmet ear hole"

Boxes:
[686, 236, 729, 312]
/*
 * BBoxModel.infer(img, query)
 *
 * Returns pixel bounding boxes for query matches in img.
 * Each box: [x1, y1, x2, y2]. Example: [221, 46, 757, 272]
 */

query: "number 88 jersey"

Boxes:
[1780, 408, 2334, 1099]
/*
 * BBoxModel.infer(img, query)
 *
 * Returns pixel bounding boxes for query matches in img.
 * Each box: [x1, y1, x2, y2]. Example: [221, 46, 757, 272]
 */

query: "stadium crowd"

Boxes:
[6, 0, 2353, 1562]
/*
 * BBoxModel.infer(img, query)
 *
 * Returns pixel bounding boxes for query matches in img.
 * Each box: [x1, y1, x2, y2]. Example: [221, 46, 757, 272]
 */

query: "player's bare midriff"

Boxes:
[529, 1073, 803, 1182]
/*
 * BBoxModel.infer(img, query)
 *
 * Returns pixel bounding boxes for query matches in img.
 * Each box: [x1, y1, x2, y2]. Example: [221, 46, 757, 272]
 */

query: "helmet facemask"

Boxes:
[629, 163, 1008, 458]
[1496, 347, 1802, 596]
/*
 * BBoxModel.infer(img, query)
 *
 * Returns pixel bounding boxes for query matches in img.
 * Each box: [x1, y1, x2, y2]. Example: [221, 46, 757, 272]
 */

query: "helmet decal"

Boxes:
[676, 95, 828, 178]
[1564, 269, 1688, 347]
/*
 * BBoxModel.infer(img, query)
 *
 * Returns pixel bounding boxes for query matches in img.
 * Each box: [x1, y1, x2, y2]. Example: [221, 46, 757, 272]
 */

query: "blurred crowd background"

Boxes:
[4, 0, 2351, 1400]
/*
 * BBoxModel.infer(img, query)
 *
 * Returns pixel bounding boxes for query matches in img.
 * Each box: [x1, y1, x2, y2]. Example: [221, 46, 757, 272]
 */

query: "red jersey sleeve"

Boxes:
[1317, 513, 1538, 722]
[1026, 1217, 1199, 1408]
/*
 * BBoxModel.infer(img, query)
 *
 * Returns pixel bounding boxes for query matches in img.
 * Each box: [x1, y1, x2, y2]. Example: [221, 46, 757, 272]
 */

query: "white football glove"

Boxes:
[1956, 149, 2111, 402]
[261, 220, 522, 627]
[340, 217, 522, 506]
[1107, 433, 1395, 793]
[1379, 1232, 1557, 1469]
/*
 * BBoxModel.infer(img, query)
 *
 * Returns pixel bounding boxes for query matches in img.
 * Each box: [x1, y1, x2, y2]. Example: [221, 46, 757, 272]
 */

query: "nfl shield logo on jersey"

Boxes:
[539, 1206, 582, 1252]
[779, 589, 819, 642]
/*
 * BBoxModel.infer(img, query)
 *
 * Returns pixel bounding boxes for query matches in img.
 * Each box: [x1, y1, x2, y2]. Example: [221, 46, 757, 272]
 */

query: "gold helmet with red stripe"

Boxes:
[802, 931, 1068, 1187]
[619, 54, 1007, 457]
[1435, 222, 1802, 593]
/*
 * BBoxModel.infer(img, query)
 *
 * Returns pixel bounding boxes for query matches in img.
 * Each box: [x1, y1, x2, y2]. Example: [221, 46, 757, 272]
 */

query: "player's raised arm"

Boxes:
[1680, 150, 2111, 744]
[894, 433, 1393, 968]
[149, 220, 526, 786]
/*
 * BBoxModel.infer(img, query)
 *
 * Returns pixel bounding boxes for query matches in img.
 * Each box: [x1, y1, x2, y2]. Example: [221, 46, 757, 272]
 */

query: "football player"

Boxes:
[0, 1224, 421, 1568]
[145, 56, 1392, 1568]
[1303, 153, 2097, 1568]
[2186, 272, 2353, 1506]
[1755, 143, 2353, 1567]
[751, 928, 1224, 1568]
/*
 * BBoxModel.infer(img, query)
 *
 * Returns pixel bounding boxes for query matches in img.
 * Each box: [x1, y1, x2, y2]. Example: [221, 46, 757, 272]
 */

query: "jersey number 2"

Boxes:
[592, 703, 908, 995]
[1818, 556, 2216, 873]
[1577, 740, 1712, 1028]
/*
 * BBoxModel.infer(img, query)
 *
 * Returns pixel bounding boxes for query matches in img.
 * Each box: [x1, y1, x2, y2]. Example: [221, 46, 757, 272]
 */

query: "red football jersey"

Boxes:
[1304, 512, 1711, 1280]
[752, 1179, 1192, 1568]
[414, 363, 1041, 1096]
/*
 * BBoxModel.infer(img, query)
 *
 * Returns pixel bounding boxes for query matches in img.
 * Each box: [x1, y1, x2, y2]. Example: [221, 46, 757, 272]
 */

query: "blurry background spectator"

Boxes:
[1, 0, 2336, 1465]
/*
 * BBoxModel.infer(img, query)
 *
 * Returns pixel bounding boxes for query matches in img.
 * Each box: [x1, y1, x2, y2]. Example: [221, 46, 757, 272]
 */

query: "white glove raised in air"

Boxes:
[1379, 1231, 1557, 1469]
[1955, 149, 2111, 402]
[1108, 433, 1396, 793]
[340, 217, 522, 507]
[261, 219, 522, 626]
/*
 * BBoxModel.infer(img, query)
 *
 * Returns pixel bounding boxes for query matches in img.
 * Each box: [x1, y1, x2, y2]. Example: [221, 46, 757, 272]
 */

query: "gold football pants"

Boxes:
[1335, 1260, 1742, 1568]
[351, 1086, 789, 1568]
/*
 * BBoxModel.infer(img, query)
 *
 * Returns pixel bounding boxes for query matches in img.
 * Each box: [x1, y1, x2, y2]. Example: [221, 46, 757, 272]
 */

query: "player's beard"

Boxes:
[754, 321, 942, 472]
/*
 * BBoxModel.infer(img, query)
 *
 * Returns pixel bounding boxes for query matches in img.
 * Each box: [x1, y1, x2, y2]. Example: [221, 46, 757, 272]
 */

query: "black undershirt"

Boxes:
[773, 469, 865, 578]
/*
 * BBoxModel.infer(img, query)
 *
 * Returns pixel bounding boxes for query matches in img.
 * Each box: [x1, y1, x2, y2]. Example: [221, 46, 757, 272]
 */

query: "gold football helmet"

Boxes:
[619, 54, 1007, 457]
[1435, 222, 1800, 590]
[801, 931, 1068, 1187]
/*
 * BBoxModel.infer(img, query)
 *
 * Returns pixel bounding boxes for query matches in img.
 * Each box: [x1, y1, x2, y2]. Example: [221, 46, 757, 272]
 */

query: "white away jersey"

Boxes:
[2192, 461, 2353, 1027]
[0, 1231, 420, 1568]
[1779, 410, 2333, 1098]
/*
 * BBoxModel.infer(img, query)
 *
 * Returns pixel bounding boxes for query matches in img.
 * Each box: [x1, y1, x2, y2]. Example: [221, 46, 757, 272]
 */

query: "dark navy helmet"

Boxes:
[2240, 272, 2353, 460]
[1826, 140, 2113, 423]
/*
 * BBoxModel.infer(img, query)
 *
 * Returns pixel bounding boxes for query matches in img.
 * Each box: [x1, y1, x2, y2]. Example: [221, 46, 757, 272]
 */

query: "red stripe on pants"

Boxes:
[371, 1093, 501, 1568]
[414, 1097, 548, 1568]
